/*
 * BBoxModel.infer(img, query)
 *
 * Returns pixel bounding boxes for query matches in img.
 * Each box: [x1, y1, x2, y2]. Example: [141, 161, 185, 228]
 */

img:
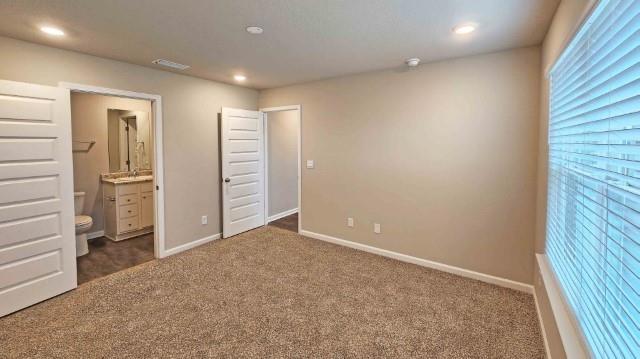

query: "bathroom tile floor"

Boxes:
[77, 233, 154, 285]
[268, 212, 298, 233]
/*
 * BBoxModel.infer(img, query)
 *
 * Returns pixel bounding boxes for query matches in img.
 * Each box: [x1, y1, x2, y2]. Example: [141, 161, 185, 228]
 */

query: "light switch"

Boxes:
[306, 160, 315, 169]
[374, 223, 381, 234]
[347, 217, 354, 227]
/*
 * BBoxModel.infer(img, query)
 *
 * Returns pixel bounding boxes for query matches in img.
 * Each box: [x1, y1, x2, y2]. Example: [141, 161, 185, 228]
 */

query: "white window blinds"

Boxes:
[546, 0, 640, 357]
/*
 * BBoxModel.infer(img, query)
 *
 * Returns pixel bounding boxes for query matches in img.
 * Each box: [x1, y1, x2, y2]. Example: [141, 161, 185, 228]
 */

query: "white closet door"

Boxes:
[0, 80, 77, 317]
[221, 108, 265, 238]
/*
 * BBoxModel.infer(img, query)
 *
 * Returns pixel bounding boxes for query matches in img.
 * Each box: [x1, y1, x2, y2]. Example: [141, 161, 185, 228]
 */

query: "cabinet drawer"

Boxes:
[118, 216, 139, 233]
[140, 181, 154, 192]
[119, 193, 137, 205]
[119, 203, 138, 219]
[117, 183, 138, 196]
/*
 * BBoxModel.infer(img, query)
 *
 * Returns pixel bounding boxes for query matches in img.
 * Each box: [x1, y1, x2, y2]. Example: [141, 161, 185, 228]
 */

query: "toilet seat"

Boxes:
[75, 215, 93, 231]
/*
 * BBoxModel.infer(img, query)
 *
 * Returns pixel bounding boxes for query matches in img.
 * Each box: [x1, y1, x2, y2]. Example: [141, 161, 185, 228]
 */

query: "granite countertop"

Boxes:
[101, 175, 153, 184]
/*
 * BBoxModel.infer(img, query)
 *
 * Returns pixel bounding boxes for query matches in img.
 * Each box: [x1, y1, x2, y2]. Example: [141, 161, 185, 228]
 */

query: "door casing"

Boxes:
[59, 82, 168, 258]
[260, 105, 302, 233]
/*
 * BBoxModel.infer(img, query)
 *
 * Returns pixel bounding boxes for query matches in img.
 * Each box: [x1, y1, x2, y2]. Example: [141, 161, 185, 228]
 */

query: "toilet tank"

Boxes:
[73, 192, 86, 216]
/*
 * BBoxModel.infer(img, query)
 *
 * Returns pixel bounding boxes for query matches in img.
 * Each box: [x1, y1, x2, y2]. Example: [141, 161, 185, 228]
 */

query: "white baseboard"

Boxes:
[87, 230, 105, 240]
[533, 290, 553, 359]
[267, 208, 298, 223]
[162, 233, 221, 257]
[300, 229, 533, 294]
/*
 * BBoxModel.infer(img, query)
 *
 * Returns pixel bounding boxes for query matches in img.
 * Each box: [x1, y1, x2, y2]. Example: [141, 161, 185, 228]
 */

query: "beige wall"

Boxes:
[0, 36, 258, 250]
[260, 47, 541, 284]
[267, 110, 299, 217]
[71, 93, 151, 233]
[533, 1, 596, 358]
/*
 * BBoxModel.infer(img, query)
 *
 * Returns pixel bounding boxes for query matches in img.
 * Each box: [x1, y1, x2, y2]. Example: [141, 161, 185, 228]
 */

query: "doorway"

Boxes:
[262, 106, 301, 233]
[219, 106, 301, 238]
[62, 82, 167, 284]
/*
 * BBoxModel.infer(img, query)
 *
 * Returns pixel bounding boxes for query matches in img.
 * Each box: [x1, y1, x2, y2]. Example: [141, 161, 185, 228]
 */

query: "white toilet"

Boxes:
[74, 192, 93, 257]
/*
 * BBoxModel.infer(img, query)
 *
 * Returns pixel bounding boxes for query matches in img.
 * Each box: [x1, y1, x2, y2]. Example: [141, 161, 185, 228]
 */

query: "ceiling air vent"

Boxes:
[151, 59, 190, 70]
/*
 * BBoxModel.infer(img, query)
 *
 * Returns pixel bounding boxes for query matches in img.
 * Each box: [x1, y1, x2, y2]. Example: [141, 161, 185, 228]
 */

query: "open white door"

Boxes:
[0, 80, 77, 317]
[221, 108, 265, 238]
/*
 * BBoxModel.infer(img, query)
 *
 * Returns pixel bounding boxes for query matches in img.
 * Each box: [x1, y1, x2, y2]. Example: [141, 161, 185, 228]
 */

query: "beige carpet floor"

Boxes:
[0, 226, 544, 358]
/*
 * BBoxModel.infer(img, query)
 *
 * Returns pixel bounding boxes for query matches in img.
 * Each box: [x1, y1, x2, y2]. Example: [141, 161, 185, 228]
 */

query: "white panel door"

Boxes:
[221, 108, 264, 238]
[0, 80, 76, 317]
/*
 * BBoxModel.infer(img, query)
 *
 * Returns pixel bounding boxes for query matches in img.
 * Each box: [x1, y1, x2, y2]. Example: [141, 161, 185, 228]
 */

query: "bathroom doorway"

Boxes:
[64, 82, 166, 284]
[262, 106, 301, 233]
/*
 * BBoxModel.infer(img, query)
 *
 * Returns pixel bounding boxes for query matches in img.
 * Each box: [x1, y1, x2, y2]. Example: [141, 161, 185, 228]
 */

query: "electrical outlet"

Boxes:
[374, 223, 381, 234]
[201, 215, 208, 225]
[306, 160, 314, 169]
[347, 217, 354, 227]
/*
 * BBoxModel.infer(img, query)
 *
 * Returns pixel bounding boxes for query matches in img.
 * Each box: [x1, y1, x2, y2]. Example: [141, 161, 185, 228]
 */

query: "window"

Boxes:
[546, 0, 640, 357]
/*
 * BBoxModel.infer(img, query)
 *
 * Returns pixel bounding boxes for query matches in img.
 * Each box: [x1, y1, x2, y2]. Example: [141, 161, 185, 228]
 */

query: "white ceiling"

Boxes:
[0, 0, 559, 89]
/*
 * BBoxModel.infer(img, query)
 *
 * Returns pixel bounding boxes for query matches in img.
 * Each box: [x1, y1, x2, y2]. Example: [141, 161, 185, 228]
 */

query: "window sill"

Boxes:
[536, 254, 590, 358]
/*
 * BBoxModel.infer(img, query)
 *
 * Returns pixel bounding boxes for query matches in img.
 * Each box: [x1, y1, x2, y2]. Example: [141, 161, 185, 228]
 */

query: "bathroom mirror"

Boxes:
[107, 109, 152, 172]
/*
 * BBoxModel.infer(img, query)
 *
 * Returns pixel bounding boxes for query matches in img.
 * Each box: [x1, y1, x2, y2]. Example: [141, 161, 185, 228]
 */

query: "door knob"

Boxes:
[224, 178, 231, 183]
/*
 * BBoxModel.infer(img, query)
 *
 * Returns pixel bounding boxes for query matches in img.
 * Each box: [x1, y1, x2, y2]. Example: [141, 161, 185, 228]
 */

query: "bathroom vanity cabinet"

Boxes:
[103, 179, 154, 241]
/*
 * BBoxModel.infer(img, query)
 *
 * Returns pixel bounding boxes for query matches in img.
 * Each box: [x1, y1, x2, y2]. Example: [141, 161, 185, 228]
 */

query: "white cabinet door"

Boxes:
[0, 80, 76, 317]
[221, 108, 265, 238]
[140, 192, 154, 228]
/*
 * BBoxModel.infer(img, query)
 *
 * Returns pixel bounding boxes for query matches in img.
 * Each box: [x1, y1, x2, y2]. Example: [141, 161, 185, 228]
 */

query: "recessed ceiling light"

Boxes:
[40, 26, 65, 36]
[453, 24, 476, 35]
[405, 58, 421, 67]
[246, 26, 264, 35]
[234, 74, 247, 82]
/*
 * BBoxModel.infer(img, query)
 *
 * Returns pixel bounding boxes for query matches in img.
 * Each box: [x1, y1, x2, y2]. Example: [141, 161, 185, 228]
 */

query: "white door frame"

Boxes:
[59, 82, 167, 258]
[260, 105, 302, 233]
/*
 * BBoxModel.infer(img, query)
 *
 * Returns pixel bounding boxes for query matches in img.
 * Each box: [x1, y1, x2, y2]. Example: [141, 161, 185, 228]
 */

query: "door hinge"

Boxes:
[156, 185, 159, 190]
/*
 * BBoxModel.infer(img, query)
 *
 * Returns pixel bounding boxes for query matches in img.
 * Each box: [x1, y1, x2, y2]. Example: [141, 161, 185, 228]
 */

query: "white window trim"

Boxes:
[537, 254, 591, 358]
[544, 0, 601, 78]
[539, 0, 606, 357]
